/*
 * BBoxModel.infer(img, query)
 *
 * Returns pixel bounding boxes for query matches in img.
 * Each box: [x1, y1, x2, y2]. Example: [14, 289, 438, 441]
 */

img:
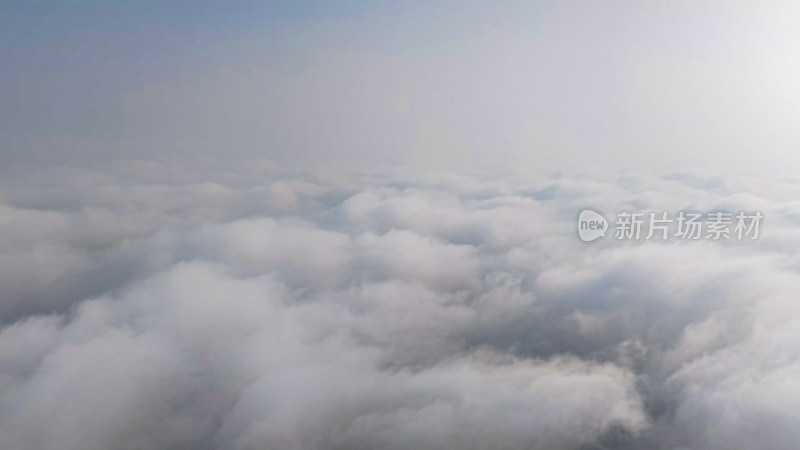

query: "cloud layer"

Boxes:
[2, 161, 800, 449]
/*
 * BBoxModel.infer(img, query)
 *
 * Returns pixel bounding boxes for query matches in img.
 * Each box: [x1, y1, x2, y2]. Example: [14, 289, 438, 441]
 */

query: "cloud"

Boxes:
[1, 161, 800, 449]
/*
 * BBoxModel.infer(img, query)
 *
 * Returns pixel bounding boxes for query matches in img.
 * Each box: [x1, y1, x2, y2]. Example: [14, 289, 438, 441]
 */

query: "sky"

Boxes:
[3, 0, 800, 173]
[3, 2, 800, 450]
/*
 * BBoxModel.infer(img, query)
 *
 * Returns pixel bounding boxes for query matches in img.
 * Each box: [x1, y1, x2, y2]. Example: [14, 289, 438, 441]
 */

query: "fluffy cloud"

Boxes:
[1, 161, 799, 449]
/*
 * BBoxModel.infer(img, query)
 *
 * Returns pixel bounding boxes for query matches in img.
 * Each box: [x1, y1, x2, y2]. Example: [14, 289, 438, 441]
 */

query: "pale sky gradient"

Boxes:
[3, 0, 800, 173]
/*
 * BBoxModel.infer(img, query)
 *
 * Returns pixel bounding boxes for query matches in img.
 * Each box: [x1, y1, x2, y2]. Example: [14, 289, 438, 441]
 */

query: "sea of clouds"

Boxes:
[2, 160, 800, 449]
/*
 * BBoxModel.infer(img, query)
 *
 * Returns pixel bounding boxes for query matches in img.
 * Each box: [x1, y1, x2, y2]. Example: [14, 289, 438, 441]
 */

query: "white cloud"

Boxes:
[1, 161, 800, 448]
